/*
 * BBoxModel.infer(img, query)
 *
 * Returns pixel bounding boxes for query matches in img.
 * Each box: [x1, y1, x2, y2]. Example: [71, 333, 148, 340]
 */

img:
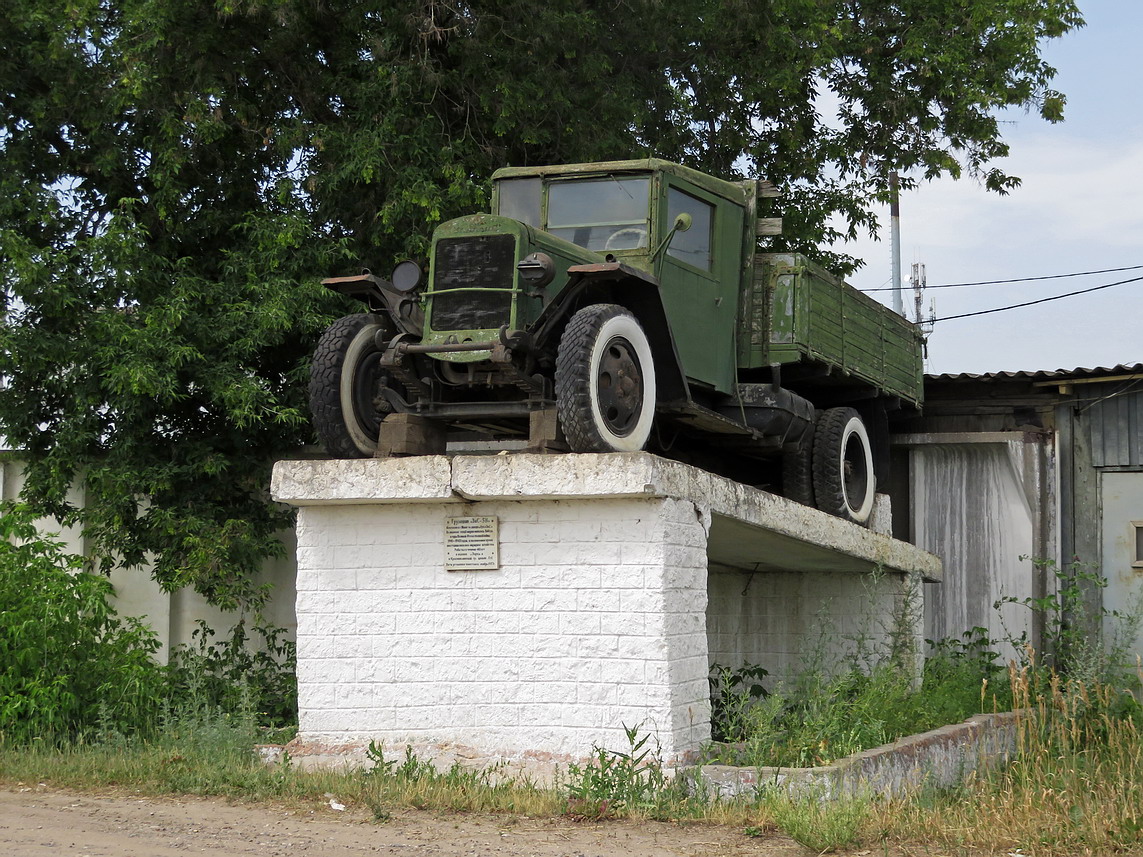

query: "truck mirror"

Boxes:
[652, 212, 695, 266]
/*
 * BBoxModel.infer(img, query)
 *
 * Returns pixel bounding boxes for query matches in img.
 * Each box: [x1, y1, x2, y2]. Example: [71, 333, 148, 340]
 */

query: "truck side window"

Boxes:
[667, 188, 712, 271]
[497, 178, 541, 227]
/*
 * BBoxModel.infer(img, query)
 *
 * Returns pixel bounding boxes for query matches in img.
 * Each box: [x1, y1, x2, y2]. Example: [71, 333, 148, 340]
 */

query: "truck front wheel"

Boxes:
[812, 407, 876, 524]
[555, 304, 657, 453]
[309, 314, 396, 458]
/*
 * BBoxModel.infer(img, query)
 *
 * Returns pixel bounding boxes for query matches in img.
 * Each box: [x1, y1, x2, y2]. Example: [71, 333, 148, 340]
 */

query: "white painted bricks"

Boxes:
[288, 494, 710, 765]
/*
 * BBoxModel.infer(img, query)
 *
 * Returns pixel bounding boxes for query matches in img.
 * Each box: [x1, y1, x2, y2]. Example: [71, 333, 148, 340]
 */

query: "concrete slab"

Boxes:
[273, 453, 941, 581]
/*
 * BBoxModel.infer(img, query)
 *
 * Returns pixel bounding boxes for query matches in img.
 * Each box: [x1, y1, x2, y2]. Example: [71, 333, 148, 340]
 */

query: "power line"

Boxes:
[932, 274, 1143, 323]
[862, 264, 1143, 292]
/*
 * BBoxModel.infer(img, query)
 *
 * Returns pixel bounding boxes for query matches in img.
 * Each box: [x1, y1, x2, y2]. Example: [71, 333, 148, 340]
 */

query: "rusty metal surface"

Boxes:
[321, 274, 377, 287]
[565, 261, 658, 285]
[396, 340, 498, 354]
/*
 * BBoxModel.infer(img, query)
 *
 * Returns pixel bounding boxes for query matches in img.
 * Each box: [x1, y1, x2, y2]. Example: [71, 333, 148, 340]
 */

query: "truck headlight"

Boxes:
[516, 253, 555, 289]
[391, 260, 423, 293]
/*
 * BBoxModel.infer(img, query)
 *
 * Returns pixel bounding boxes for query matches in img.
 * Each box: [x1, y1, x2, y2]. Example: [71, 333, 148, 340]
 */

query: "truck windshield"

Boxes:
[547, 177, 649, 252]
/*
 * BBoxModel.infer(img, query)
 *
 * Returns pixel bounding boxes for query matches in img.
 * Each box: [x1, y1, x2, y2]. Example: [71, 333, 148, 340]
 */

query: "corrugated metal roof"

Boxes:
[928, 363, 1143, 383]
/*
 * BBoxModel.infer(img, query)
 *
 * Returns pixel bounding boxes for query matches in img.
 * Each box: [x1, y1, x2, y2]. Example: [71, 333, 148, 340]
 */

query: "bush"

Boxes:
[167, 617, 297, 727]
[0, 503, 166, 742]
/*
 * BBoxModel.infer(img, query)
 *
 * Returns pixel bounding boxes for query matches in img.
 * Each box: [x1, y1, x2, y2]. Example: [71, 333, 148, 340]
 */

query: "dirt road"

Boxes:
[0, 786, 812, 857]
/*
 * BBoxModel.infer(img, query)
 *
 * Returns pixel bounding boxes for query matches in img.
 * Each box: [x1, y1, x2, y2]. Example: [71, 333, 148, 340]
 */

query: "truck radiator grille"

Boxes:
[430, 234, 516, 331]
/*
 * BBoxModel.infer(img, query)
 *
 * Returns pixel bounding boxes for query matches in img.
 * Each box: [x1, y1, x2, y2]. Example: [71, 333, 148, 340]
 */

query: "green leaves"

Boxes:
[0, 0, 1081, 605]
[0, 504, 166, 743]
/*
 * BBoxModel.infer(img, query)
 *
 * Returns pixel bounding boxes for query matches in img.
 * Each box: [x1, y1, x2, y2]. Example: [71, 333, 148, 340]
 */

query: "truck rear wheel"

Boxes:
[309, 314, 395, 458]
[782, 442, 815, 507]
[812, 407, 875, 524]
[555, 304, 657, 453]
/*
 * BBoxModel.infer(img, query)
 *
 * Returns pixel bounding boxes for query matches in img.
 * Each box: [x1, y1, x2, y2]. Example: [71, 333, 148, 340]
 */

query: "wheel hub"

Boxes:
[596, 337, 643, 436]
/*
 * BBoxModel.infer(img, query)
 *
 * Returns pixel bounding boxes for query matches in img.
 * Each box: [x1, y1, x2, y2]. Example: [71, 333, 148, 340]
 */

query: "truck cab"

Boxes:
[489, 161, 749, 396]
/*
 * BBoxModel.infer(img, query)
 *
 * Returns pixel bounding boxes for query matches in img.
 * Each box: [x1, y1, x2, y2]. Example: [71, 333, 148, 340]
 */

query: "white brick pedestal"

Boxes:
[272, 453, 940, 775]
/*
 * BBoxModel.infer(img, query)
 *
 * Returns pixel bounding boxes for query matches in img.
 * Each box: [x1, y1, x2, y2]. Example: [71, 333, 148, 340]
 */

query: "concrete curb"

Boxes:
[694, 711, 1020, 800]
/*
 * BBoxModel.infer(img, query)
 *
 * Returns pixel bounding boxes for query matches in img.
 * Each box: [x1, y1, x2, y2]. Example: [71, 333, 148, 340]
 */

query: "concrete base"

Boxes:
[272, 453, 940, 775]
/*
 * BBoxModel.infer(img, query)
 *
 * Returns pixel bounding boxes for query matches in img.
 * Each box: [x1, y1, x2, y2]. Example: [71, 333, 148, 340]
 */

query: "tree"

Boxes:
[0, 0, 1082, 607]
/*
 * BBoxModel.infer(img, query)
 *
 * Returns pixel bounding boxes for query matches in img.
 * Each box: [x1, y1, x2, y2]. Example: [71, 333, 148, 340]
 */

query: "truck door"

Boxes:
[657, 180, 742, 395]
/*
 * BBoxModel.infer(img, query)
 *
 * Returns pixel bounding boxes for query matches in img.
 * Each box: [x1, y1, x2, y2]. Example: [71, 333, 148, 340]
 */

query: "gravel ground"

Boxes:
[0, 785, 815, 857]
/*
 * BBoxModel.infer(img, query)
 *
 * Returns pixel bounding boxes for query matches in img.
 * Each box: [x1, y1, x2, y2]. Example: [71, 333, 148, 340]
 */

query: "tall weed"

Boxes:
[881, 664, 1143, 855]
[999, 557, 1143, 685]
[563, 724, 690, 818]
[167, 617, 297, 726]
[708, 572, 1005, 767]
[0, 502, 297, 744]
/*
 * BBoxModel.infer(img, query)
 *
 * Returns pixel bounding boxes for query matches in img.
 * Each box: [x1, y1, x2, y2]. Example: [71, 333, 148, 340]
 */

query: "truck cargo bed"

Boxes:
[738, 252, 924, 406]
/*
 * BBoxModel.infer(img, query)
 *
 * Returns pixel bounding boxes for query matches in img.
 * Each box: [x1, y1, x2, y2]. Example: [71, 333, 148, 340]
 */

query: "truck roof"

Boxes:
[491, 158, 751, 206]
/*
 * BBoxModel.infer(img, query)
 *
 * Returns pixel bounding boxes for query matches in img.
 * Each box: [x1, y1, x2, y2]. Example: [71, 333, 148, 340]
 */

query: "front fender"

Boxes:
[530, 262, 689, 405]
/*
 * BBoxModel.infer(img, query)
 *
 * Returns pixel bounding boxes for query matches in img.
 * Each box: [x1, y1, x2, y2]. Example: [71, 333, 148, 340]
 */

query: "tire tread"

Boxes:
[309, 314, 377, 458]
[782, 440, 815, 506]
[555, 304, 652, 452]
[812, 406, 873, 523]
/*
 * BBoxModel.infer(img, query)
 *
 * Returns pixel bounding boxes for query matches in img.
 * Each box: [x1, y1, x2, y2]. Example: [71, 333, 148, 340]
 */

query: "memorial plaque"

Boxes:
[444, 516, 500, 570]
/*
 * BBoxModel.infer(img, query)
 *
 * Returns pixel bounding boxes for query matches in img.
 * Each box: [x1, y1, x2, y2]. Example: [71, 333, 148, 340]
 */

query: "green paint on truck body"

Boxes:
[423, 159, 921, 406]
[744, 254, 924, 406]
[423, 214, 606, 362]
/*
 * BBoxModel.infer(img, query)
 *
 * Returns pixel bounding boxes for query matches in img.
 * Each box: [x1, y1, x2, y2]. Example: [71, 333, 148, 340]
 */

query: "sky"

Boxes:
[838, 0, 1142, 376]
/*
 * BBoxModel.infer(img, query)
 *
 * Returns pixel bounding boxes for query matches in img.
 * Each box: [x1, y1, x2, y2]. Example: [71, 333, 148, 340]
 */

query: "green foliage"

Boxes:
[920, 626, 1009, 725]
[710, 561, 1143, 770]
[564, 724, 687, 819]
[0, 504, 166, 743]
[709, 662, 769, 743]
[717, 655, 1007, 769]
[0, 503, 297, 743]
[707, 567, 960, 766]
[167, 617, 298, 728]
[0, 0, 1083, 606]
[997, 557, 1142, 683]
[0, 702, 303, 799]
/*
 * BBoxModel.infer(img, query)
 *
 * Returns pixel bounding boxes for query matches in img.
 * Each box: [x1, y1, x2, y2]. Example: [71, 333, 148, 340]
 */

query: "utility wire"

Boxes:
[863, 264, 1143, 292]
[932, 274, 1143, 323]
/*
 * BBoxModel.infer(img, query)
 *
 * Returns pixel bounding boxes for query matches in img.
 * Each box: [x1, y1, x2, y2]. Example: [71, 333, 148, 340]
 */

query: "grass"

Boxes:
[0, 724, 878, 852]
[762, 789, 872, 853]
[707, 627, 1011, 768]
[4, 526, 1141, 856]
[6, 664, 1143, 856]
[873, 664, 1143, 856]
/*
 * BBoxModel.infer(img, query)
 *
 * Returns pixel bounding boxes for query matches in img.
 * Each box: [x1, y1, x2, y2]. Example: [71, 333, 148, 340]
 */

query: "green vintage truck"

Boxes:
[309, 159, 923, 524]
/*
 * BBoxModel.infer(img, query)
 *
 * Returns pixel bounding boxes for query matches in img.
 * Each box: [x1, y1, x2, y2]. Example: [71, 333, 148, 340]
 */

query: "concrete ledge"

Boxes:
[696, 711, 1019, 800]
[280, 736, 698, 785]
[272, 453, 941, 581]
[271, 456, 454, 503]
